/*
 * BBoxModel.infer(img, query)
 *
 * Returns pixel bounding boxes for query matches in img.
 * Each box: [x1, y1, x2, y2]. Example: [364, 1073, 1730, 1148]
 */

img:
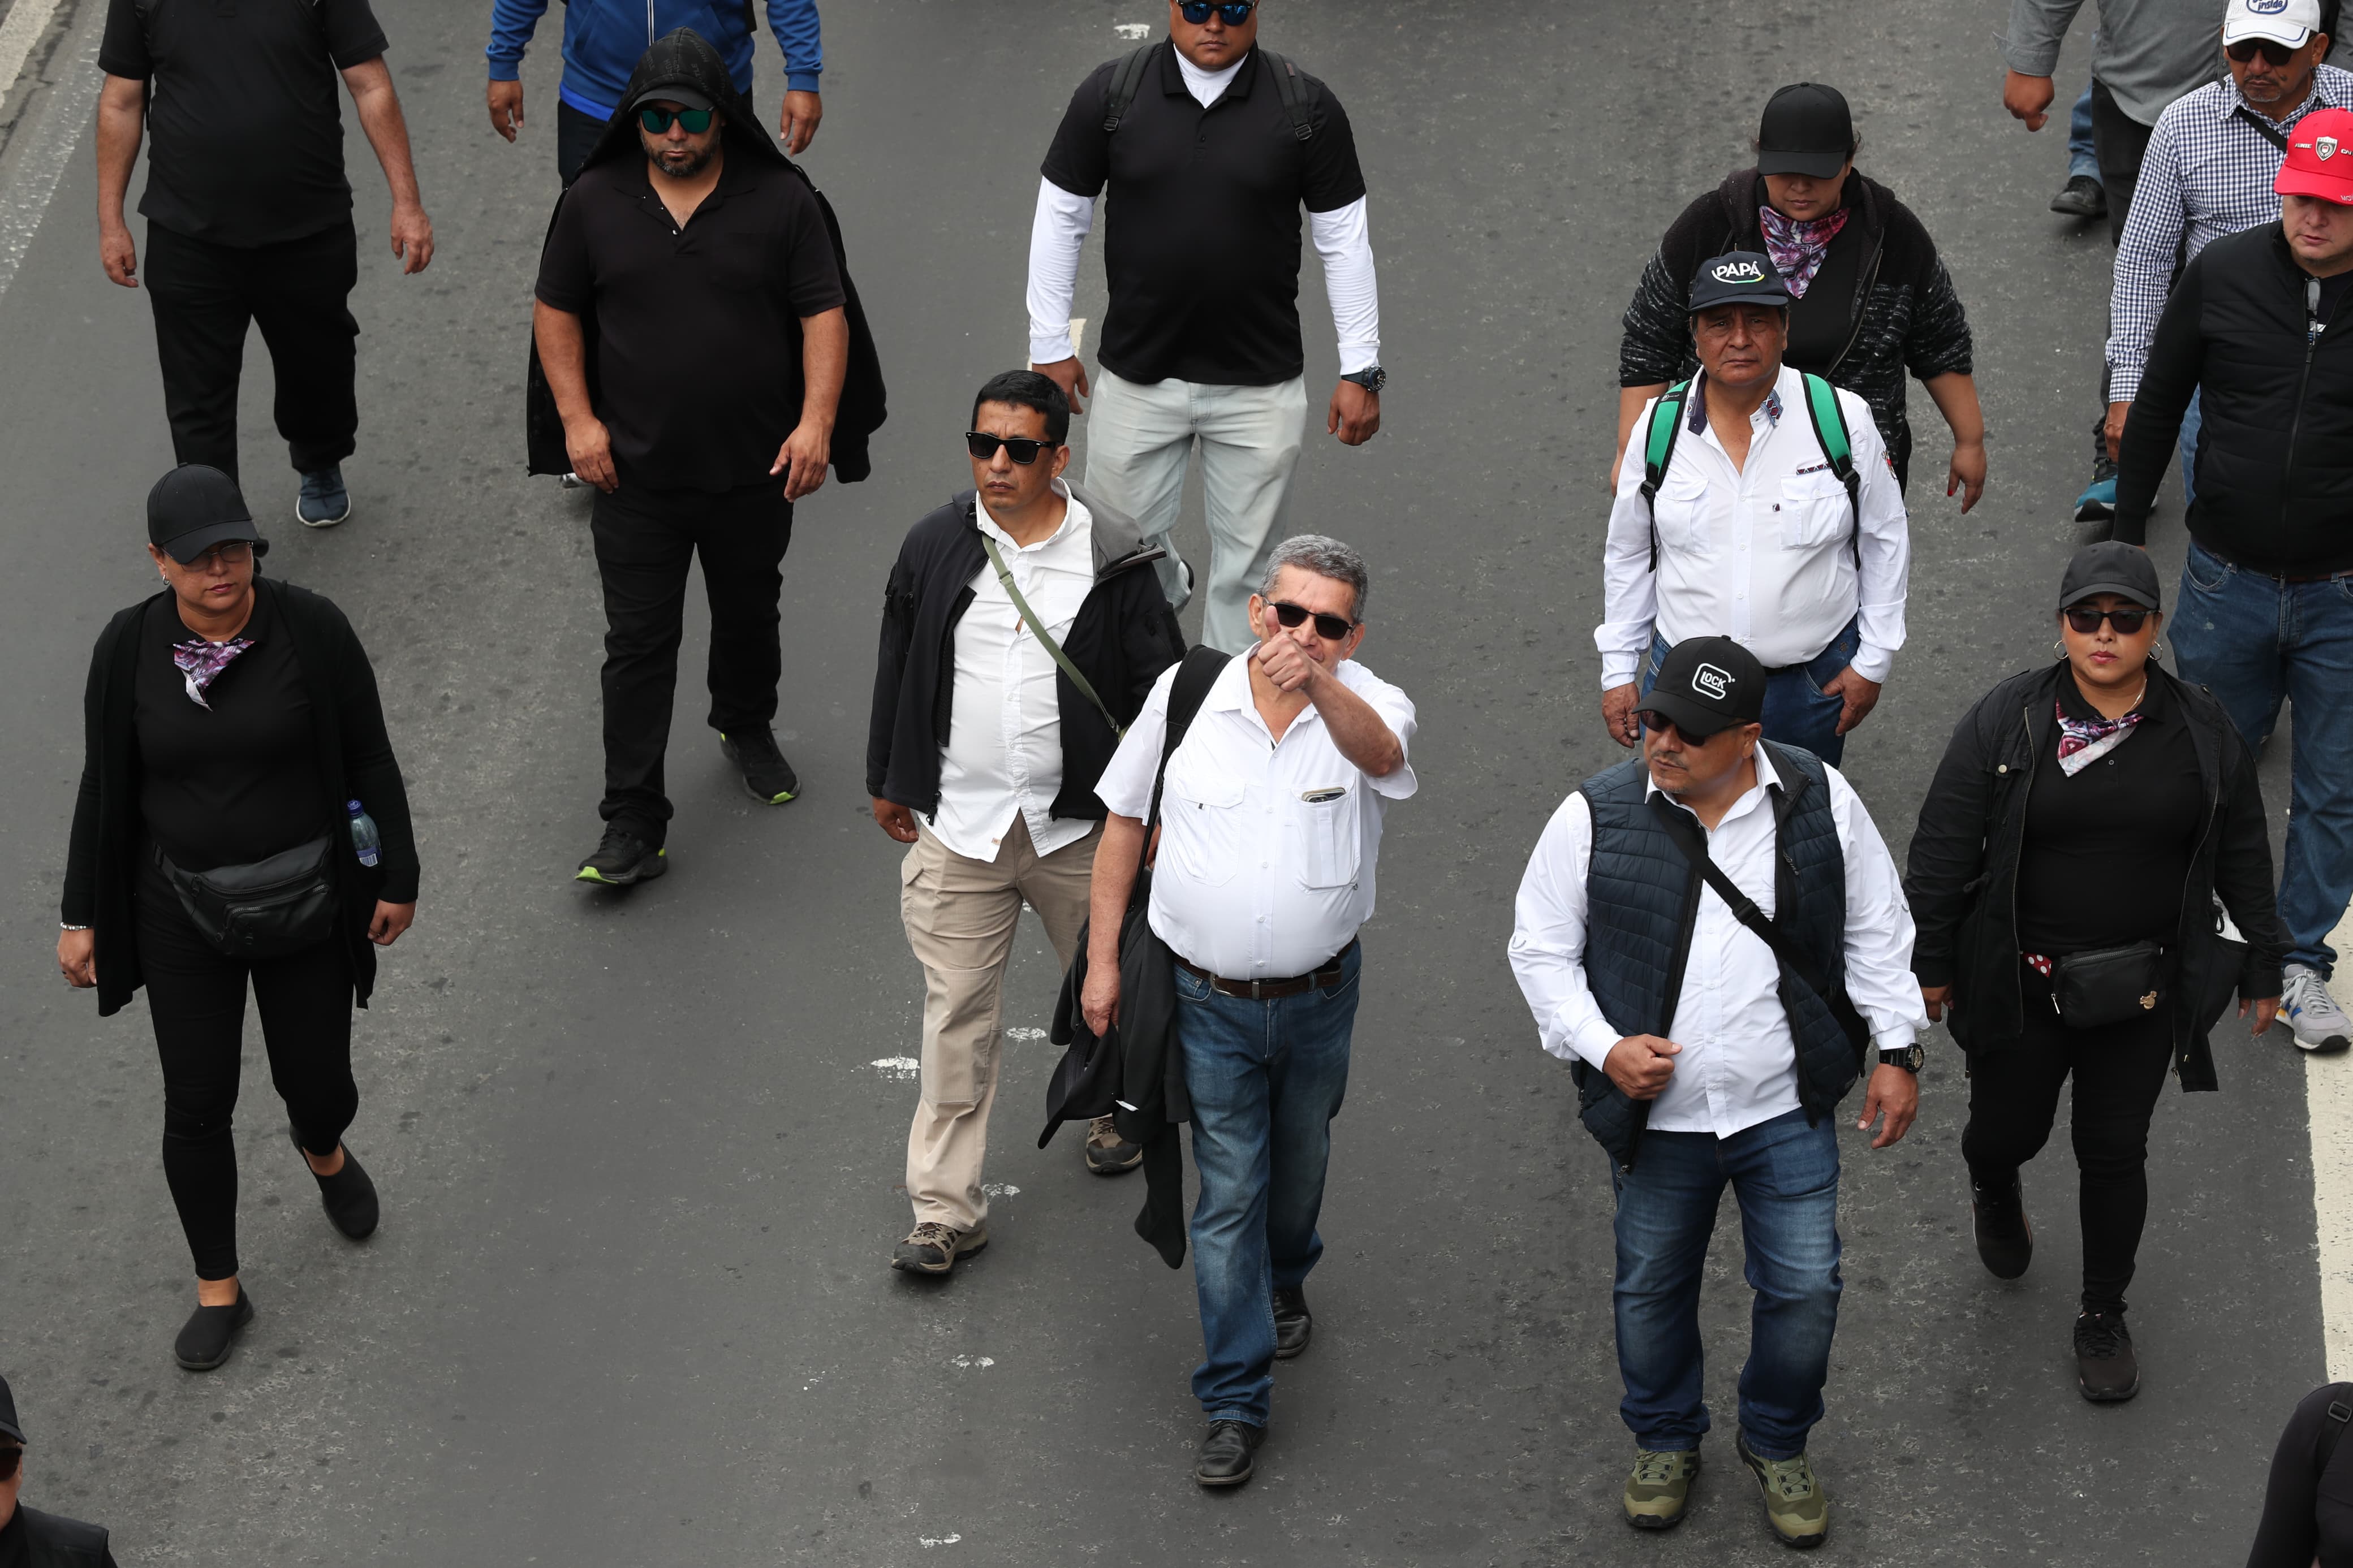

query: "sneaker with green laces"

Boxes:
[1736, 1434, 1828, 1548]
[1621, 1447, 1700, 1530]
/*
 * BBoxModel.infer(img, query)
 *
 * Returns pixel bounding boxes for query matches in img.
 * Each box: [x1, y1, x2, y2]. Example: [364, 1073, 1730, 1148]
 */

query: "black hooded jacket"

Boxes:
[524, 29, 886, 482]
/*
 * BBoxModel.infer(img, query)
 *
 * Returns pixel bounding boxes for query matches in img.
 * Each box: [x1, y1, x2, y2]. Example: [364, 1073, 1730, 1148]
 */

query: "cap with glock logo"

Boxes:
[1635, 636, 1768, 740]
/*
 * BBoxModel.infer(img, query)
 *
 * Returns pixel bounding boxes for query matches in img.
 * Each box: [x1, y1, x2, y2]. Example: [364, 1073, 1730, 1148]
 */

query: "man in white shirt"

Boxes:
[1510, 636, 1925, 1548]
[1597, 252, 1911, 766]
[1028, 1, 1384, 654]
[867, 371, 1184, 1275]
[1085, 534, 1414, 1488]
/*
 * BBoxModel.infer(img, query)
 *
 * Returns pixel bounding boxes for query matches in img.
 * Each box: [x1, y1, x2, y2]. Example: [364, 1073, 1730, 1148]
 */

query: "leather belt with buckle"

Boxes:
[1178, 940, 1357, 1001]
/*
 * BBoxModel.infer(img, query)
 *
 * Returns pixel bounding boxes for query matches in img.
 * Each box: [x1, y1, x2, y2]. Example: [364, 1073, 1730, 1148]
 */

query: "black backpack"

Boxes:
[1100, 41, 1315, 142]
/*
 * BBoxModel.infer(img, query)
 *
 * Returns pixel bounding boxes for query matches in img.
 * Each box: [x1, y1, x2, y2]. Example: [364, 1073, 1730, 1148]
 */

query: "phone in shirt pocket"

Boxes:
[1289, 782, 1361, 889]
[1778, 472, 1850, 550]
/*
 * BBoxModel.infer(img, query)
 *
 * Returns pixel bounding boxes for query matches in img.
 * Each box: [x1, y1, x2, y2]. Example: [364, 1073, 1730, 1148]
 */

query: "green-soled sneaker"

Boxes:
[719, 728, 799, 805]
[1736, 1435, 1828, 1548]
[575, 826, 667, 887]
[1622, 1447, 1700, 1530]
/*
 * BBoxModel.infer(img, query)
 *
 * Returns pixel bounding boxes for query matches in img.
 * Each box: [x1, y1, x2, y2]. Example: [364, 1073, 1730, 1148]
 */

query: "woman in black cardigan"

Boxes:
[57, 466, 420, 1372]
[1905, 542, 2283, 1407]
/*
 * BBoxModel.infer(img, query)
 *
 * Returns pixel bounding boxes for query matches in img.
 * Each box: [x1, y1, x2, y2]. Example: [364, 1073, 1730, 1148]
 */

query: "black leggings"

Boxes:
[1960, 967, 2174, 1315]
[137, 859, 358, 1280]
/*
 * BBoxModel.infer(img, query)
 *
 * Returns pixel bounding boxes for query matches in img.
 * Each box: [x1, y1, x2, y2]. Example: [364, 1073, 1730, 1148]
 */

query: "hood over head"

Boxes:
[579, 29, 788, 176]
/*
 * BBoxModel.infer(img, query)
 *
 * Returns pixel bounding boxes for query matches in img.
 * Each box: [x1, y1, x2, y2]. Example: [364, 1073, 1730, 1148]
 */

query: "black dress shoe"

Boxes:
[1194, 1419, 1265, 1488]
[1971, 1174, 2032, 1280]
[1273, 1285, 1312, 1360]
[293, 1128, 379, 1240]
[174, 1288, 254, 1371]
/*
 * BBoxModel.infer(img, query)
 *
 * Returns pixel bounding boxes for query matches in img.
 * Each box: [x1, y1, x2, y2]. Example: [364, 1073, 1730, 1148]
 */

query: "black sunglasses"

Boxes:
[637, 106, 715, 134]
[0, 1446, 19, 1483]
[2226, 37, 2302, 66]
[1179, 1, 1256, 23]
[2065, 606, 2153, 634]
[1269, 600, 1355, 641]
[965, 432, 1059, 465]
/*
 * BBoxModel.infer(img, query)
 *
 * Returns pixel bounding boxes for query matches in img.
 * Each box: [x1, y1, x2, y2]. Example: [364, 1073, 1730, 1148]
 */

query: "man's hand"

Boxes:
[1601, 682, 1642, 749]
[2243, 994, 2282, 1035]
[564, 415, 618, 493]
[1034, 356, 1090, 416]
[2105, 400, 2130, 464]
[1329, 379, 1380, 446]
[1920, 984, 1953, 1023]
[1947, 438, 1986, 512]
[57, 927, 96, 988]
[872, 797, 920, 844]
[100, 223, 138, 288]
[780, 89, 822, 156]
[2003, 69, 2056, 131]
[390, 201, 434, 274]
[773, 420, 833, 502]
[1603, 1034, 1681, 1100]
[1821, 667, 1883, 737]
[1857, 1062, 1919, 1148]
[368, 901, 416, 946]
[1082, 963, 1120, 1038]
[1251, 634, 1324, 695]
[488, 79, 524, 141]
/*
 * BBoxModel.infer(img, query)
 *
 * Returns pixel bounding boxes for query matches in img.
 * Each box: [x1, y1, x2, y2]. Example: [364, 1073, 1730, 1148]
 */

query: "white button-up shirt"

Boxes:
[929, 483, 1098, 863]
[1595, 365, 1910, 690]
[1095, 654, 1417, 979]
[1507, 749, 1926, 1139]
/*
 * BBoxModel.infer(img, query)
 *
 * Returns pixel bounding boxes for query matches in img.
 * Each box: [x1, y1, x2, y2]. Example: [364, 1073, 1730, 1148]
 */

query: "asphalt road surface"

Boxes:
[0, 1, 2330, 1563]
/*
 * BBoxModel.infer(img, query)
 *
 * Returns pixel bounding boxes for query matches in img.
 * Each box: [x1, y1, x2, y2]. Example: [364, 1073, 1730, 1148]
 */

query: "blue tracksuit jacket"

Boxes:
[485, 0, 821, 120]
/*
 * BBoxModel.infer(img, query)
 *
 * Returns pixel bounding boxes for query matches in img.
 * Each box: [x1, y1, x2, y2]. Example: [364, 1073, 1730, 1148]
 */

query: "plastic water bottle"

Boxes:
[347, 800, 382, 869]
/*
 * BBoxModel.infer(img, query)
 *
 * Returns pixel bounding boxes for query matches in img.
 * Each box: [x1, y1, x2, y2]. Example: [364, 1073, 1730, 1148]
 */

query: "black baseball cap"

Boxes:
[2058, 541, 2162, 611]
[0, 1373, 23, 1445]
[146, 465, 268, 565]
[1688, 250, 1794, 314]
[1757, 82, 1855, 179]
[1636, 637, 1768, 740]
[628, 83, 714, 114]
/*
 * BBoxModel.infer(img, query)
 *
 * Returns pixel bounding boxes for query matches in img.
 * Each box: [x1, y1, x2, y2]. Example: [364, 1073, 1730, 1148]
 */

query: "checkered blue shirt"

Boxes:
[2108, 66, 2353, 401]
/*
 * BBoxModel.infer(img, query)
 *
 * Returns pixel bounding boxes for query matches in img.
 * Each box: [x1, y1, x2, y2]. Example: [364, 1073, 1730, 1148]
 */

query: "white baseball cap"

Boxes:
[2225, 0, 2322, 48]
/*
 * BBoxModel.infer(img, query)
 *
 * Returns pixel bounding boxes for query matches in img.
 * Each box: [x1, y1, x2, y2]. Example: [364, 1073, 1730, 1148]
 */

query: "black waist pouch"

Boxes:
[2050, 940, 2169, 1029]
[156, 835, 340, 960]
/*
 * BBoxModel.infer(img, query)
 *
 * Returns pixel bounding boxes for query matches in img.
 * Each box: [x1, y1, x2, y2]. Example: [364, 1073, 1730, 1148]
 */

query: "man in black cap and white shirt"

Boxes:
[1510, 636, 1925, 1548]
[0, 1375, 120, 1566]
[1598, 252, 1912, 766]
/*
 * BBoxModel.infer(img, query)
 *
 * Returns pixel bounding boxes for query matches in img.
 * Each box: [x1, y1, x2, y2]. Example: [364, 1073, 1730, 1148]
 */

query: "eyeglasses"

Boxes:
[178, 541, 253, 569]
[2064, 606, 2153, 634]
[1178, 1, 1256, 24]
[2226, 38, 2300, 67]
[964, 432, 1059, 465]
[0, 1446, 20, 1482]
[1269, 600, 1355, 641]
[638, 106, 715, 134]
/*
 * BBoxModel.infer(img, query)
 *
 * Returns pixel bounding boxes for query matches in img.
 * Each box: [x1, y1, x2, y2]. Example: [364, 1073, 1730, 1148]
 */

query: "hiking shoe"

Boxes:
[1273, 1285, 1312, 1360]
[2285, 964, 2352, 1052]
[1736, 1435, 1828, 1548]
[1971, 1174, 2033, 1280]
[2075, 1310, 2140, 1402]
[892, 1220, 987, 1276]
[719, 728, 799, 805]
[174, 1288, 254, 1371]
[575, 826, 667, 887]
[1193, 1419, 1264, 1487]
[1084, 1113, 1142, 1174]
[296, 466, 351, 528]
[2050, 173, 2108, 218]
[1622, 1447, 1701, 1530]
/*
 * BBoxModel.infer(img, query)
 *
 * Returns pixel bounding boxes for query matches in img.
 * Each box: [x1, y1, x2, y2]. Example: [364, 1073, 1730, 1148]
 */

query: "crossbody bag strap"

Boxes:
[1649, 794, 1804, 967]
[2234, 104, 2291, 152]
[2317, 1386, 2353, 1484]
[1135, 647, 1230, 889]
[981, 533, 1124, 740]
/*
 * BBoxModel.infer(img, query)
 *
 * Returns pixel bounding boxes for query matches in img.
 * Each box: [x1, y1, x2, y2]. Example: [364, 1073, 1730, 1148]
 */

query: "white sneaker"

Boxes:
[2283, 963, 2352, 1052]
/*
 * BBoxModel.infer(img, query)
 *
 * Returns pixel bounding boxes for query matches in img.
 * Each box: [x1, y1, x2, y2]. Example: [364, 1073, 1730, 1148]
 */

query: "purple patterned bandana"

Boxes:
[1757, 204, 1849, 300]
[2053, 697, 2144, 777]
[172, 637, 255, 710]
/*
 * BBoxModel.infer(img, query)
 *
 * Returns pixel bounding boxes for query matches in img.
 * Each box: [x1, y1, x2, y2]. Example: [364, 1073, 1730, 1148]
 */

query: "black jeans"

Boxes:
[590, 480, 794, 843]
[1960, 963, 2175, 1315]
[136, 857, 357, 1281]
[557, 102, 606, 187]
[2089, 79, 2161, 466]
[143, 221, 360, 487]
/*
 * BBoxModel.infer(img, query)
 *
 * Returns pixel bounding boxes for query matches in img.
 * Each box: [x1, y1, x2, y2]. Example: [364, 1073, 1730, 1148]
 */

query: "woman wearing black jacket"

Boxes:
[1905, 542, 2284, 1406]
[57, 466, 420, 1372]
[1614, 81, 1985, 506]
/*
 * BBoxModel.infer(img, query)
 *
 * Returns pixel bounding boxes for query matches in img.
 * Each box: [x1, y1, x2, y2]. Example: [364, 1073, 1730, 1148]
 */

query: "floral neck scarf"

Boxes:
[2053, 696, 2144, 777]
[1757, 204, 1849, 300]
[172, 637, 256, 710]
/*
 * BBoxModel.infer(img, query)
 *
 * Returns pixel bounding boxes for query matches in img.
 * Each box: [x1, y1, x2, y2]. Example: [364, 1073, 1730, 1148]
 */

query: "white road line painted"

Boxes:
[869, 1056, 919, 1080]
[0, 29, 100, 306]
[919, 1534, 963, 1549]
[1114, 23, 1151, 39]
[0, 0, 66, 112]
[1003, 1026, 1045, 1041]
[2313, 904, 2353, 1378]
[948, 1355, 993, 1369]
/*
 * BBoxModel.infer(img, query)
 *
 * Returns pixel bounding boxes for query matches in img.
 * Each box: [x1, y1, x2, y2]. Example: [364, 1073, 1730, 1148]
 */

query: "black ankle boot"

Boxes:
[1971, 1174, 2033, 1280]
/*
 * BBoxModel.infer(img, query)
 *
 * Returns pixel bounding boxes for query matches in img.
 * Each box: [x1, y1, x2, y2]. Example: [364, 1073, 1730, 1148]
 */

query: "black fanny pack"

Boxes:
[156, 835, 341, 960]
[2048, 940, 2169, 1029]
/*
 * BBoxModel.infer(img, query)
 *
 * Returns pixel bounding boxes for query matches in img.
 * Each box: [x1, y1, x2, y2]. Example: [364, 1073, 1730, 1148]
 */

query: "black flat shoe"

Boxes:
[1273, 1285, 1312, 1360]
[175, 1288, 253, 1371]
[293, 1128, 378, 1240]
[1194, 1419, 1265, 1488]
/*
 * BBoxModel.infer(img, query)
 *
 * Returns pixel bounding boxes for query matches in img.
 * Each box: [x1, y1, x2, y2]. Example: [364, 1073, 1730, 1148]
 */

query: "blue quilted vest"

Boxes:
[1574, 742, 1861, 1169]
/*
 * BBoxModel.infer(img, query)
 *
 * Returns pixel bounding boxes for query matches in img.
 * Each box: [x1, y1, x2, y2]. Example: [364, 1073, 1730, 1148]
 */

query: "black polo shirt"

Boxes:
[1042, 43, 1367, 387]
[535, 146, 847, 493]
[99, 0, 389, 248]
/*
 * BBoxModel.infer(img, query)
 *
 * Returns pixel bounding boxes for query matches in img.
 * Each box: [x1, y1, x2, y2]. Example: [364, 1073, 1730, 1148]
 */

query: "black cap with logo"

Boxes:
[146, 465, 268, 565]
[1687, 250, 1794, 314]
[1756, 82, 1855, 179]
[1636, 636, 1768, 740]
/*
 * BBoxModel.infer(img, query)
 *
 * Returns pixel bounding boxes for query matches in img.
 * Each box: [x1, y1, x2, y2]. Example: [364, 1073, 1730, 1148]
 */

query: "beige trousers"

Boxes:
[901, 814, 1101, 1229]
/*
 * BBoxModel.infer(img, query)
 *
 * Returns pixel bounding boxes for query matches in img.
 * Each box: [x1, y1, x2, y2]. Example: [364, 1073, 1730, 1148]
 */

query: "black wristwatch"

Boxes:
[1879, 1043, 1924, 1074]
[1341, 365, 1386, 395]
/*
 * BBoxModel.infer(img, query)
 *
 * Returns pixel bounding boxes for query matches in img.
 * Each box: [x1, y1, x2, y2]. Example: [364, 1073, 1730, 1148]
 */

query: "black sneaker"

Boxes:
[2074, 1310, 2141, 1402]
[175, 1288, 254, 1371]
[720, 728, 800, 805]
[1971, 1174, 2033, 1280]
[2050, 173, 2108, 218]
[575, 826, 667, 887]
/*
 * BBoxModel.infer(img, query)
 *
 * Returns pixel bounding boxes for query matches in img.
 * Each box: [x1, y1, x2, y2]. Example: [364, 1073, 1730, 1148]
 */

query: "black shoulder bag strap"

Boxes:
[1259, 49, 1316, 142]
[1101, 44, 1159, 133]
[1137, 647, 1230, 882]
[2317, 1385, 2353, 1483]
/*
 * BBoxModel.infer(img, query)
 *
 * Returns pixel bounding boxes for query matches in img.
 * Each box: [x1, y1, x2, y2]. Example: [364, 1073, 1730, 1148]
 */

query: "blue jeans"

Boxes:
[2173, 542, 2353, 973]
[1643, 616, 1859, 765]
[1611, 1108, 1843, 1460]
[1177, 943, 1361, 1427]
[2068, 78, 2100, 182]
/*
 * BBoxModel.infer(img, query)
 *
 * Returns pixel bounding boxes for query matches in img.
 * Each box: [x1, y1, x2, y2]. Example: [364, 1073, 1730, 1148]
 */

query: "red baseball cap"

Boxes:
[2277, 107, 2353, 205]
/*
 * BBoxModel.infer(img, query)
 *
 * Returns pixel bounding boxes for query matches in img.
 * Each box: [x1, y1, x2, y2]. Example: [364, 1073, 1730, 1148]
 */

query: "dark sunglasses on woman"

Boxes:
[639, 106, 715, 134]
[0, 1446, 19, 1482]
[2225, 38, 2300, 66]
[2064, 606, 2151, 634]
[1179, 1, 1256, 23]
[964, 432, 1059, 465]
[1269, 600, 1355, 641]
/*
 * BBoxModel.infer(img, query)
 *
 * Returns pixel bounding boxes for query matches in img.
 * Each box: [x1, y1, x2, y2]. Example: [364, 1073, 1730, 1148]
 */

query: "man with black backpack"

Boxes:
[1597, 252, 1911, 766]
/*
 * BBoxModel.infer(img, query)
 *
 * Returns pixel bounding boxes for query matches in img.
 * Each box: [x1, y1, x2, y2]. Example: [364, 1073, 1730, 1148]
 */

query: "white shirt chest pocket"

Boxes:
[1162, 759, 1244, 887]
[1777, 473, 1852, 551]
[1287, 780, 1362, 889]
[1653, 469, 1713, 555]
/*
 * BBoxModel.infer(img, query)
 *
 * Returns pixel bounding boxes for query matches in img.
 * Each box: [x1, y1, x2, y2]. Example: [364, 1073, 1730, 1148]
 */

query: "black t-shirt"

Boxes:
[1041, 43, 1367, 387]
[2015, 669, 2206, 954]
[535, 150, 848, 493]
[133, 591, 326, 872]
[99, 0, 389, 248]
